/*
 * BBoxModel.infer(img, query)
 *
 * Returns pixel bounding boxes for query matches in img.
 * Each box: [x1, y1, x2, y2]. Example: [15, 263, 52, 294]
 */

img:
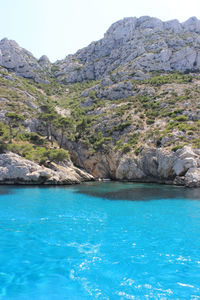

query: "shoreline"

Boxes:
[0, 151, 200, 188]
[0, 178, 198, 188]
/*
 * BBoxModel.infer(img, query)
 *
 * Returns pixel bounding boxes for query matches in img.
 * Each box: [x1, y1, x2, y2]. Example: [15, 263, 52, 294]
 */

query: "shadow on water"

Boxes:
[0, 186, 15, 196]
[75, 182, 200, 201]
[0, 182, 199, 201]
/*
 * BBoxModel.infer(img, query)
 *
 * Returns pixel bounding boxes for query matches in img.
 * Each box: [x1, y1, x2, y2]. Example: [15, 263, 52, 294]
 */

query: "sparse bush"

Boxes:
[121, 144, 131, 154]
[174, 116, 188, 122]
[47, 148, 70, 162]
[171, 145, 183, 152]
[146, 119, 155, 125]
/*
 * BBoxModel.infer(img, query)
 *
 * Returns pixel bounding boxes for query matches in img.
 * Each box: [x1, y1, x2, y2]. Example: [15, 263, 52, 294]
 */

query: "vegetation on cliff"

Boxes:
[0, 16, 200, 184]
[0, 66, 199, 162]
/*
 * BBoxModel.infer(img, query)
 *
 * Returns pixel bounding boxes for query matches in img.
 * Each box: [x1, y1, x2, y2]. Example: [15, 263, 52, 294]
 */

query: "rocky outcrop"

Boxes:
[0, 147, 198, 187]
[0, 152, 94, 185]
[1, 17, 200, 189]
[68, 144, 200, 187]
[2, 16, 200, 85]
[38, 55, 51, 70]
[185, 168, 200, 187]
[53, 16, 200, 83]
[173, 147, 198, 176]
[115, 146, 200, 187]
[116, 146, 200, 187]
[0, 38, 50, 83]
[81, 80, 136, 101]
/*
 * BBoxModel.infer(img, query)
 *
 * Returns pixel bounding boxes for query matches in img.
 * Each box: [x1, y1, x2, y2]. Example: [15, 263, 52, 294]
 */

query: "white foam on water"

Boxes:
[177, 282, 194, 288]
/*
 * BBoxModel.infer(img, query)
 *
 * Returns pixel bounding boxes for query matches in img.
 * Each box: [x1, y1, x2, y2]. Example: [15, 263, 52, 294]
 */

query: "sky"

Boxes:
[0, 0, 200, 62]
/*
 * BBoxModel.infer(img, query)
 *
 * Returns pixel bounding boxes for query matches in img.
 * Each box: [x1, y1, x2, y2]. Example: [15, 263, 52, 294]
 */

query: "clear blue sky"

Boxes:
[0, 0, 200, 62]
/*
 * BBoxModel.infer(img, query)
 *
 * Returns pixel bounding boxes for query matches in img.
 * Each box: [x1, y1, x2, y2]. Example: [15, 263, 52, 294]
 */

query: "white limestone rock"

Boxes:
[164, 19, 182, 33]
[185, 167, 200, 187]
[183, 17, 200, 33]
[54, 16, 200, 83]
[0, 38, 50, 82]
[114, 146, 199, 186]
[0, 152, 94, 184]
[173, 147, 198, 176]
[116, 157, 145, 180]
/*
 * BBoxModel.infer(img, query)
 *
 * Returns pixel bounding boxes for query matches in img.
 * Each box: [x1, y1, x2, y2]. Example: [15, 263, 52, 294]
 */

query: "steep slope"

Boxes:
[0, 66, 94, 184]
[53, 16, 200, 83]
[0, 38, 51, 83]
[0, 16, 200, 186]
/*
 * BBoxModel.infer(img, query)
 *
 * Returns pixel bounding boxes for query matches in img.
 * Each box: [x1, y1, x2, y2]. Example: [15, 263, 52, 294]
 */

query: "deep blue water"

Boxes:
[0, 182, 200, 299]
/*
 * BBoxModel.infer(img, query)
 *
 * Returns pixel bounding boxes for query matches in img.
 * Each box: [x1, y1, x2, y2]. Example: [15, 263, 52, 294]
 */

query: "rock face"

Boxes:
[69, 144, 200, 187]
[2, 17, 200, 84]
[0, 38, 50, 83]
[0, 148, 199, 187]
[0, 152, 94, 184]
[185, 168, 200, 187]
[1, 17, 200, 188]
[53, 16, 200, 83]
[116, 147, 200, 187]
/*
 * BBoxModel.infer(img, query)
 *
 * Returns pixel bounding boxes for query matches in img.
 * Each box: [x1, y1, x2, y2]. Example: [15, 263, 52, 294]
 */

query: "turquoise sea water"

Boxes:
[0, 182, 200, 299]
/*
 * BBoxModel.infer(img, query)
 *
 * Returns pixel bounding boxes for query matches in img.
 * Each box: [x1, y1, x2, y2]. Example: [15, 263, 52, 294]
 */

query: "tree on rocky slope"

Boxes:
[39, 105, 57, 145]
[56, 116, 75, 148]
[76, 117, 89, 138]
[5, 113, 25, 143]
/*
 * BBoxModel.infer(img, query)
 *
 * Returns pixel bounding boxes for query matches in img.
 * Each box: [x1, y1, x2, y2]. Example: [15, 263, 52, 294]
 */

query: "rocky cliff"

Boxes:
[0, 16, 200, 187]
[1, 17, 200, 84]
[0, 38, 51, 83]
[0, 152, 94, 185]
[53, 16, 200, 83]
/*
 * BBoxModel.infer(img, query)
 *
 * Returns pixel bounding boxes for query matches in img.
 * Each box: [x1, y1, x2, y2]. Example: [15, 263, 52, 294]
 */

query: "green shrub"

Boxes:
[174, 116, 188, 122]
[0, 123, 5, 136]
[143, 73, 193, 86]
[0, 142, 7, 153]
[127, 133, 139, 146]
[135, 146, 143, 156]
[140, 113, 145, 119]
[171, 145, 183, 152]
[89, 90, 97, 99]
[146, 119, 155, 125]
[47, 148, 70, 162]
[25, 132, 45, 145]
[193, 139, 200, 148]
[51, 65, 59, 73]
[121, 144, 131, 154]
[6, 142, 70, 164]
[108, 120, 132, 134]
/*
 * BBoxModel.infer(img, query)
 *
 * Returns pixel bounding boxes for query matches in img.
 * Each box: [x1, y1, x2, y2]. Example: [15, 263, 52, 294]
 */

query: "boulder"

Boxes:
[0, 152, 94, 184]
[185, 167, 200, 187]
[173, 146, 198, 176]
[116, 157, 145, 180]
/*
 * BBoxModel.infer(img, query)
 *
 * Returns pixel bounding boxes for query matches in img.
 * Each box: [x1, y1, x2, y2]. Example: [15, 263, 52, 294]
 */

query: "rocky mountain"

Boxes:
[53, 16, 200, 83]
[1, 16, 200, 84]
[0, 38, 51, 83]
[0, 16, 200, 187]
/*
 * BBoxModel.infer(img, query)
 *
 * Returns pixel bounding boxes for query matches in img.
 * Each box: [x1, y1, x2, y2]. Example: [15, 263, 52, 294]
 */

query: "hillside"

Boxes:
[0, 16, 200, 186]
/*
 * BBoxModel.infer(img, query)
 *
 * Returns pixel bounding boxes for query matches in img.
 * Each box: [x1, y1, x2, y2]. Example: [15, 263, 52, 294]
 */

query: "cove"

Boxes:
[0, 182, 200, 299]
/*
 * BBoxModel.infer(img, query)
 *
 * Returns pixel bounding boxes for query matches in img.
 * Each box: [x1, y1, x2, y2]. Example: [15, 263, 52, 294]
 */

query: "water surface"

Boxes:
[0, 182, 200, 299]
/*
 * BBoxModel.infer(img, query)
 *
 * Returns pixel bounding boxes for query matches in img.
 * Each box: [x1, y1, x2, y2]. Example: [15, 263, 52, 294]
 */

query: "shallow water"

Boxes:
[0, 182, 200, 299]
